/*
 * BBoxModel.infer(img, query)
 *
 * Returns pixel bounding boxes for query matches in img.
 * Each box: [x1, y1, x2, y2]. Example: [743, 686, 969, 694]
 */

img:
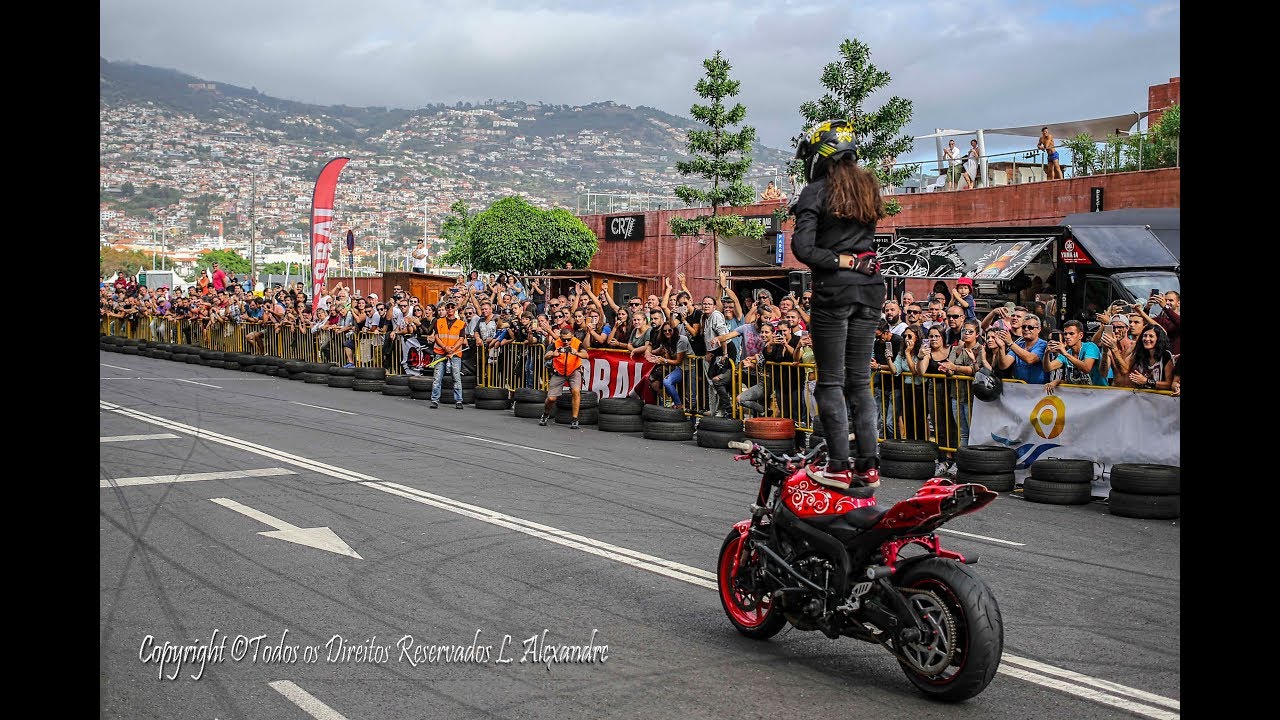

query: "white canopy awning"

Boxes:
[983, 112, 1149, 139]
[912, 128, 977, 140]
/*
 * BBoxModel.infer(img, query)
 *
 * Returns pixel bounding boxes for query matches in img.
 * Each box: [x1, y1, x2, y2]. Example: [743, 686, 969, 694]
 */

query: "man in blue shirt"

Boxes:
[1042, 319, 1106, 391]
[997, 315, 1047, 383]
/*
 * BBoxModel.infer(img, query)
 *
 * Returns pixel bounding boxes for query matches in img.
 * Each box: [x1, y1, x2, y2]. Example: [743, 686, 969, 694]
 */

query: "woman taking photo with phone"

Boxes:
[790, 119, 888, 489]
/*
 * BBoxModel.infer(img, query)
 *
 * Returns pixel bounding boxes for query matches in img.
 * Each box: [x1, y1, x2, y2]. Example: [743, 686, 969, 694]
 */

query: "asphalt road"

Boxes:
[100, 350, 1181, 720]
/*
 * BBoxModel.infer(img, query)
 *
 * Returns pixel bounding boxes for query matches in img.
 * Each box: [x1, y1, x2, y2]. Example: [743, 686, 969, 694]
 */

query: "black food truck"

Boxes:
[876, 208, 1179, 329]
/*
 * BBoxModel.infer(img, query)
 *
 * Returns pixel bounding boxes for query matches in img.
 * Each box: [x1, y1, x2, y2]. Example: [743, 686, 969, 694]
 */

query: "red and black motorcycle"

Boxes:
[718, 439, 1004, 702]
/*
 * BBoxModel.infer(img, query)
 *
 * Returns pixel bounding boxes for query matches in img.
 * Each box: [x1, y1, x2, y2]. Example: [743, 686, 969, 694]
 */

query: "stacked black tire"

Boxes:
[556, 391, 598, 425]
[382, 374, 411, 397]
[352, 367, 386, 392]
[1024, 458, 1094, 505]
[879, 439, 938, 480]
[597, 397, 644, 433]
[954, 446, 1017, 492]
[1107, 463, 1179, 519]
[642, 404, 693, 441]
[696, 416, 746, 450]
[407, 375, 435, 401]
[327, 366, 356, 388]
[512, 388, 548, 418]
[474, 386, 511, 411]
[742, 418, 795, 454]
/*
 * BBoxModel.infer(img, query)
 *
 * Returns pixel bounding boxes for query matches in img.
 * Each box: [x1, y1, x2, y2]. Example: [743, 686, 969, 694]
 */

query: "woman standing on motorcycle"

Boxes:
[790, 119, 887, 490]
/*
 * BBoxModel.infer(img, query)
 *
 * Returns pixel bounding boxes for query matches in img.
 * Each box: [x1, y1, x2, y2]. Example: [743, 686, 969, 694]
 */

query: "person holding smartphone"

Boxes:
[1043, 320, 1105, 394]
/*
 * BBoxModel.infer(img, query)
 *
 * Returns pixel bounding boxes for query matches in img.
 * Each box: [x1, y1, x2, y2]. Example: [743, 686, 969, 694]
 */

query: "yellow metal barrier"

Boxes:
[478, 340, 549, 391]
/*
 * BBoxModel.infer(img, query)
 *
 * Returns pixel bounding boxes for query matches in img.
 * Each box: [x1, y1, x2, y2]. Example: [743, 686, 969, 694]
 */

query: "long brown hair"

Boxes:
[825, 156, 886, 224]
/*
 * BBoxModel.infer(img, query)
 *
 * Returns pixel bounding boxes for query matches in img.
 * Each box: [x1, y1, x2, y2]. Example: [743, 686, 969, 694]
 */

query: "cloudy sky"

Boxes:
[100, 0, 1179, 163]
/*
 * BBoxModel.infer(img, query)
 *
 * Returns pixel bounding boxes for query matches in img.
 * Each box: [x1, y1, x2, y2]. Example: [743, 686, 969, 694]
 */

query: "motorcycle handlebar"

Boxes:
[727, 440, 753, 452]
[729, 439, 828, 468]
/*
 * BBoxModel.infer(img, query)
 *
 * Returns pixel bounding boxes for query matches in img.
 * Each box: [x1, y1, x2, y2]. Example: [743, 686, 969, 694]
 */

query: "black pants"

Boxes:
[809, 298, 881, 472]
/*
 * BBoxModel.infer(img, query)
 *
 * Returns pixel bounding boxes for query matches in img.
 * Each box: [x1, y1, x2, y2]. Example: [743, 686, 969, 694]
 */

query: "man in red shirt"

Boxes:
[211, 262, 228, 292]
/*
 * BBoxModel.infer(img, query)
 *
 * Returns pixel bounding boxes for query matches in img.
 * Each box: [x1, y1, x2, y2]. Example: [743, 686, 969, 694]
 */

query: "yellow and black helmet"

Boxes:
[795, 119, 858, 183]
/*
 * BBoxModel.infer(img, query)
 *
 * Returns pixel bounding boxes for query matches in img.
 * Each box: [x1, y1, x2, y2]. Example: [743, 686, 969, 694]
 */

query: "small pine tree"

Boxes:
[792, 39, 915, 214]
[669, 51, 766, 265]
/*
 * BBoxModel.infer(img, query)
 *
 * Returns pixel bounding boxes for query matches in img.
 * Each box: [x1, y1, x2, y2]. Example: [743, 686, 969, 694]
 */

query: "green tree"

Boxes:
[468, 196, 547, 273]
[101, 247, 153, 278]
[438, 200, 479, 269]
[192, 249, 250, 277]
[669, 51, 763, 259]
[539, 208, 599, 270]
[792, 38, 914, 215]
[120, 181, 135, 197]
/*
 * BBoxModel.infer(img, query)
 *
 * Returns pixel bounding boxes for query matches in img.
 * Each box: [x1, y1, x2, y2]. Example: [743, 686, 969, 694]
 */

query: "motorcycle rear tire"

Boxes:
[895, 558, 1004, 702]
[717, 530, 786, 640]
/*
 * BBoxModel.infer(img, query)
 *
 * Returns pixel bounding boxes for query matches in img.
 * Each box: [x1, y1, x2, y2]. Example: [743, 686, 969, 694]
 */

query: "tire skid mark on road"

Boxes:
[100, 400, 1179, 717]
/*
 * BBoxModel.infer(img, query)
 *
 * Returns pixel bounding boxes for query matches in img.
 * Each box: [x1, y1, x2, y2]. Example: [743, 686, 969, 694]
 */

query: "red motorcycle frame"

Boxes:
[718, 439, 1004, 702]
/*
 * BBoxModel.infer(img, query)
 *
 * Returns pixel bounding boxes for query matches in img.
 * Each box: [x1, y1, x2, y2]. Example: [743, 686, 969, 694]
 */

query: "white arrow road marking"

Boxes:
[100, 433, 180, 443]
[100, 363, 133, 371]
[268, 680, 349, 720]
[461, 434, 580, 459]
[100, 400, 1178, 717]
[101, 467, 295, 488]
[210, 498, 362, 559]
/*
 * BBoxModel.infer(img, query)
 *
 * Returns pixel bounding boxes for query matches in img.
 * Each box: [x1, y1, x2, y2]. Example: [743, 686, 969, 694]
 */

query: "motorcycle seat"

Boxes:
[805, 504, 889, 530]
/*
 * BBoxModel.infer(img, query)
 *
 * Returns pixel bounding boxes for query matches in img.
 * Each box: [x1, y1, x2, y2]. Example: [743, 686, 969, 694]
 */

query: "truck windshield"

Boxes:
[1113, 272, 1180, 316]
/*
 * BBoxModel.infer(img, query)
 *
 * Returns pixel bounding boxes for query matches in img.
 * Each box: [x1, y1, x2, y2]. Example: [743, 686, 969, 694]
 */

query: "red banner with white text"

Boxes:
[583, 348, 657, 403]
[310, 157, 350, 314]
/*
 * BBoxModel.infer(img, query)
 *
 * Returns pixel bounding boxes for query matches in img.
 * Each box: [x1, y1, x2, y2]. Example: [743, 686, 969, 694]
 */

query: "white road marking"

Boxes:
[101, 467, 295, 488]
[99, 400, 1179, 716]
[176, 378, 222, 388]
[210, 498, 361, 558]
[461, 434, 580, 459]
[268, 680, 350, 720]
[290, 401, 355, 415]
[999, 665, 1177, 720]
[100, 363, 133, 371]
[1000, 655, 1179, 710]
[100, 433, 179, 443]
[936, 528, 1026, 546]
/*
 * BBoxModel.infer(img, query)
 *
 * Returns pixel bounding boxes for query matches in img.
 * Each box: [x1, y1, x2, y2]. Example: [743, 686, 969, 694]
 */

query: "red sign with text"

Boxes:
[1059, 237, 1094, 265]
[583, 348, 657, 402]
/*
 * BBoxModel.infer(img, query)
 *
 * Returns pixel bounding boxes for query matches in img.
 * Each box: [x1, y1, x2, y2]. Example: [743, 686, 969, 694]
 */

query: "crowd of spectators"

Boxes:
[102, 271, 1179, 473]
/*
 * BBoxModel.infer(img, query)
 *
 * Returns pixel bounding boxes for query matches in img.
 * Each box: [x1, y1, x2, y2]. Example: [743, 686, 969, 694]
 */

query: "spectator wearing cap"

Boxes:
[430, 301, 468, 409]
[540, 324, 590, 428]
[1098, 313, 1136, 385]
[949, 277, 978, 321]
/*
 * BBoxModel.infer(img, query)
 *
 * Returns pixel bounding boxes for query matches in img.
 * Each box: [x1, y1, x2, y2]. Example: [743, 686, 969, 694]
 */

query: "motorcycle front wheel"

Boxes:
[894, 558, 1004, 702]
[717, 530, 786, 639]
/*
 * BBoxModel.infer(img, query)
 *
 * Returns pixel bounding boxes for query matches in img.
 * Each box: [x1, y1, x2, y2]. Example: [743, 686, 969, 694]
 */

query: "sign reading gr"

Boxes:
[604, 214, 645, 241]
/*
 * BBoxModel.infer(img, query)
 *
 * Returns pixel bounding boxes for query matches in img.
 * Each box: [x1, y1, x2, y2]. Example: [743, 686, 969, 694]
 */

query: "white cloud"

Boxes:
[100, 0, 1179, 158]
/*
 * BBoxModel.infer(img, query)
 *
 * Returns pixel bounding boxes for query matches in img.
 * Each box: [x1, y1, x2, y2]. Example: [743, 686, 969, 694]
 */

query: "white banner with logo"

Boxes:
[969, 384, 1180, 496]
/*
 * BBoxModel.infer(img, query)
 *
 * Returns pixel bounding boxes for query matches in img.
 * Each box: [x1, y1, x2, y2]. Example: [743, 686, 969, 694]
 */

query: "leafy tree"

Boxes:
[791, 38, 914, 215]
[469, 196, 547, 273]
[669, 51, 764, 256]
[192, 249, 250, 277]
[120, 181, 135, 197]
[438, 200, 479, 269]
[1066, 105, 1179, 176]
[539, 208, 599, 270]
[101, 247, 153, 278]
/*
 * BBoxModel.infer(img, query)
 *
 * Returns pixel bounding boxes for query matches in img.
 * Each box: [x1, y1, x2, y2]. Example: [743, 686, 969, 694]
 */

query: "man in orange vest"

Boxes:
[431, 300, 469, 409]
[540, 324, 590, 429]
